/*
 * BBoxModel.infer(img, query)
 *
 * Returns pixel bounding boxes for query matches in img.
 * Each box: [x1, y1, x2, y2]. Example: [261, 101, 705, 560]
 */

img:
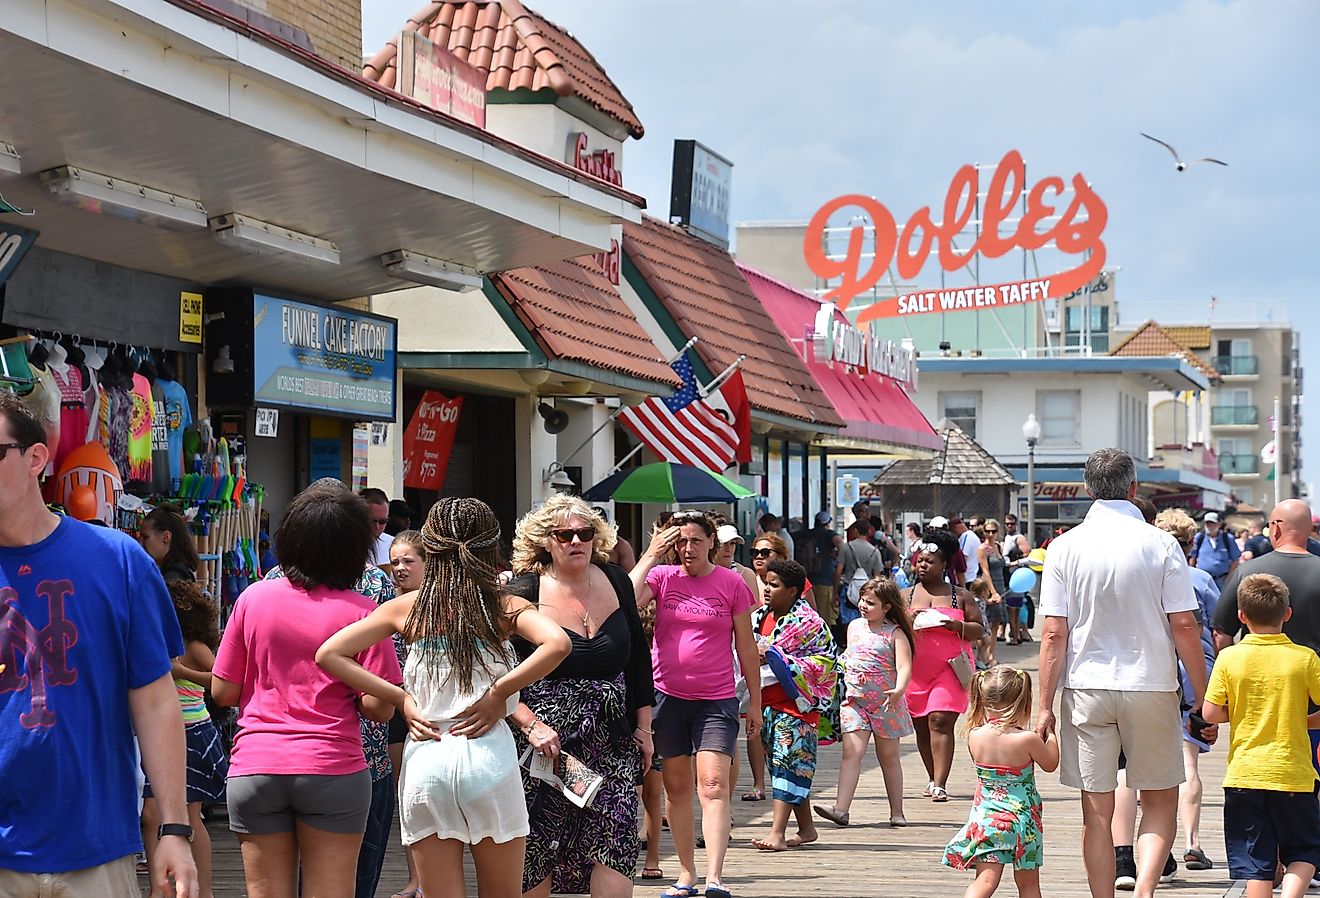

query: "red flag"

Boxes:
[618, 353, 740, 472]
[705, 370, 752, 464]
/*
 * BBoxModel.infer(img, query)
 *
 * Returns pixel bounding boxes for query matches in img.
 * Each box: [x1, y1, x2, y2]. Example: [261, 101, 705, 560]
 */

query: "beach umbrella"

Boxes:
[582, 461, 755, 504]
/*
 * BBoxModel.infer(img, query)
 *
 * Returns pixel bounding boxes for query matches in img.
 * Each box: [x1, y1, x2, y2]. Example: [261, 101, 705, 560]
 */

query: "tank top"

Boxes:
[985, 550, 1008, 594]
[404, 637, 519, 725]
[176, 677, 210, 725]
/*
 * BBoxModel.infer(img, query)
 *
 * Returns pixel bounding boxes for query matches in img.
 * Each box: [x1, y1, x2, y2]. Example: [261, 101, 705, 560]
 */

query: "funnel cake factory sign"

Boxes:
[804, 150, 1108, 326]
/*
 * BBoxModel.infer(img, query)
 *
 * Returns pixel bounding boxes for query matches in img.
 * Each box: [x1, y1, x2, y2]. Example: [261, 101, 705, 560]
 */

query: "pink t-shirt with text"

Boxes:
[648, 564, 754, 701]
[213, 578, 403, 777]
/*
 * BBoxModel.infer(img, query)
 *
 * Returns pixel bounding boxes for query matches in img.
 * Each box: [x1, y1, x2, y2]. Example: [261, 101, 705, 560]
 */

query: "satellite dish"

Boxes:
[537, 401, 569, 435]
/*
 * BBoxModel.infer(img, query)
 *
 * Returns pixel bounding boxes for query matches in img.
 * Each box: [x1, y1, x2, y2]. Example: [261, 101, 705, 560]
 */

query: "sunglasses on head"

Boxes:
[919, 542, 944, 555]
[551, 527, 596, 544]
[750, 547, 775, 558]
[670, 511, 707, 524]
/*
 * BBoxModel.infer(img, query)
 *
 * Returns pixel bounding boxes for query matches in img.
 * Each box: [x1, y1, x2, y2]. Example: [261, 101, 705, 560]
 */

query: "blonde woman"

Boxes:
[504, 495, 654, 898]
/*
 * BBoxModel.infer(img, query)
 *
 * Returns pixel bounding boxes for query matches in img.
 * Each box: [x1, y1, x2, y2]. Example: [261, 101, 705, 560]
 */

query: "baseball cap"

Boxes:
[716, 524, 743, 545]
[1204, 512, 1220, 524]
[929, 515, 949, 528]
[814, 511, 832, 526]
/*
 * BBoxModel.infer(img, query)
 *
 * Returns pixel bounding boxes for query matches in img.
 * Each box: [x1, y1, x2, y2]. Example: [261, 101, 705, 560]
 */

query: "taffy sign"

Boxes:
[804, 150, 1107, 325]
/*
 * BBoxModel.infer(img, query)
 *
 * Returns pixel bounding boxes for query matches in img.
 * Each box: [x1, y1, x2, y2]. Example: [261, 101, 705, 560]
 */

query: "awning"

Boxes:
[0, 0, 640, 304]
[739, 264, 940, 455]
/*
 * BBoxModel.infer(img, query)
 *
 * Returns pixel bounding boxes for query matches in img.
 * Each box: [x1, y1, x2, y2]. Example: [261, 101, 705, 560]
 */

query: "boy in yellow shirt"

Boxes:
[1202, 573, 1320, 898]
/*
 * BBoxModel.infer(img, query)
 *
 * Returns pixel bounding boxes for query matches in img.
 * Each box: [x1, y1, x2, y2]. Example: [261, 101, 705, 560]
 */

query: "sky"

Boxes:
[362, 0, 1318, 489]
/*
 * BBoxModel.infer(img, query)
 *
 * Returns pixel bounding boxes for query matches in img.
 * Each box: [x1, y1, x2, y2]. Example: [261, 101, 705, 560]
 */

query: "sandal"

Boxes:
[1183, 847, 1214, 870]
[660, 886, 699, 898]
[740, 788, 766, 802]
[705, 883, 733, 898]
[641, 868, 666, 880]
[812, 804, 849, 826]
[921, 781, 935, 797]
[889, 815, 908, 827]
[390, 890, 422, 898]
[930, 785, 949, 802]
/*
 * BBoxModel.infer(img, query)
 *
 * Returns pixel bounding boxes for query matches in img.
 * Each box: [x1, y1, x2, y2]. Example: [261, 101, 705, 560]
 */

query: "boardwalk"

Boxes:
[193, 640, 1235, 898]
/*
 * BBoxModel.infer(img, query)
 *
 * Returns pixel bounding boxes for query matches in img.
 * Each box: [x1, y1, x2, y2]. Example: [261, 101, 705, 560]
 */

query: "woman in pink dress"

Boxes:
[906, 527, 984, 802]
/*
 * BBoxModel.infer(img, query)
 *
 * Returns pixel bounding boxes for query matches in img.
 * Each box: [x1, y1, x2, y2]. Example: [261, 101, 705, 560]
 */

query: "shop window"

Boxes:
[939, 391, 980, 439]
[1037, 390, 1080, 446]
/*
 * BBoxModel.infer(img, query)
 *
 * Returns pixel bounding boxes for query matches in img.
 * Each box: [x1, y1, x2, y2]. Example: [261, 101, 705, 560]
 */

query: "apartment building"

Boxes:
[1113, 314, 1303, 508]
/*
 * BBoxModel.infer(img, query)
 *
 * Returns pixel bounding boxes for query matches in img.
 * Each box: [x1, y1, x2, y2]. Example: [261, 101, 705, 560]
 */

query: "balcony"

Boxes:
[1219, 454, 1260, 476]
[1213, 355, 1258, 377]
[1211, 405, 1259, 427]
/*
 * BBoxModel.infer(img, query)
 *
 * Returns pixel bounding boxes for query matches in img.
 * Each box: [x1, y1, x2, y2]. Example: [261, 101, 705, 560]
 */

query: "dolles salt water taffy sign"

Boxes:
[804, 149, 1108, 325]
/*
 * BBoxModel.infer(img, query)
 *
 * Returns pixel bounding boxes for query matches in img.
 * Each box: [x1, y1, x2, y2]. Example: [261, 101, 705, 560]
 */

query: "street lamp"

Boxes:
[1022, 413, 1041, 547]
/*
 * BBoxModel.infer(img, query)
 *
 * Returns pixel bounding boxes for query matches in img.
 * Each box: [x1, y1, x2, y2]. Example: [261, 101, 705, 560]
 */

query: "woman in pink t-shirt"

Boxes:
[631, 510, 761, 898]
[212, 480, 404, 898]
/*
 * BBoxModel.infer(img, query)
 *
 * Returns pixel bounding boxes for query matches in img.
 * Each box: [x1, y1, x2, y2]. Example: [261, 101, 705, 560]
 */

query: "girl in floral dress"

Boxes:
[942, 666, 1059, 898]
[813, 576, 915, 827]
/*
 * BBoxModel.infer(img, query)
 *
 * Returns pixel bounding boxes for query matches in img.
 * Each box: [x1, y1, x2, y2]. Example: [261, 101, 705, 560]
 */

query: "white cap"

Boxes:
[716, 524, 743, 544]
[929, 515, 949, 528]
[1204, 512, 1220, 524]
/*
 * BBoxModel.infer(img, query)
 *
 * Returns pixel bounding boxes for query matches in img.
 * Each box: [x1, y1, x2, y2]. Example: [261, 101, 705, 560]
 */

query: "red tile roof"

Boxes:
[1110, 320, 1219, 381]
[622, 217, 843, 428]
[740, 264, 940, 452]
[363, 0, 644, 139]
[491, 257, 680, 388]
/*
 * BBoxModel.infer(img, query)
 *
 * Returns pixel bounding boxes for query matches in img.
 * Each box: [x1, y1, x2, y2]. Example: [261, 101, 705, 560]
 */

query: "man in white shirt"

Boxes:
[358, 487, 393, 571]
[951, 516, 981, 585]
[1035, 448, 1212, 898]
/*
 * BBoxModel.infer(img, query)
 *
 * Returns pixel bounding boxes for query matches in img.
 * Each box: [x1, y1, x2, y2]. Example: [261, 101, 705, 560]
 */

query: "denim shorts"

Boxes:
[653, 693, 740, 760]
[1223, 787, 1320, 880]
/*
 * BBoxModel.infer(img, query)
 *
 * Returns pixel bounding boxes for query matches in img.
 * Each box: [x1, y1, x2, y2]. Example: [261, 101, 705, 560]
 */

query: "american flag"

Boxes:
[619, 352, 741, 472]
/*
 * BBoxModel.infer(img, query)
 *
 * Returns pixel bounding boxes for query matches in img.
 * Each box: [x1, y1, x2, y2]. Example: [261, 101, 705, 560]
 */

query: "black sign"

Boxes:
[0, 223, 38, 288]
[669, 140, 733, 249]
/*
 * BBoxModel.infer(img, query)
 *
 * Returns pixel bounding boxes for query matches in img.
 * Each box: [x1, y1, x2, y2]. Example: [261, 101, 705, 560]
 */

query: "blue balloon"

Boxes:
[1009, 567, 1038, 594]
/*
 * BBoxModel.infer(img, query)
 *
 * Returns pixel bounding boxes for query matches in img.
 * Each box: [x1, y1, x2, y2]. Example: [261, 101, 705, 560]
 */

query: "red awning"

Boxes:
[739, 264, 941, 454]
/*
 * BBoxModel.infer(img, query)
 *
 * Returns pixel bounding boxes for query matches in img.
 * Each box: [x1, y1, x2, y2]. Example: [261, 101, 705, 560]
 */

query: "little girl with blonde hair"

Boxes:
[942, 665, 1059, 898]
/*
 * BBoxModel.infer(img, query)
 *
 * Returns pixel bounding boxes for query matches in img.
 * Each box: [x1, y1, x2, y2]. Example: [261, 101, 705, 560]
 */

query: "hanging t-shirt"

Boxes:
[126, 373, 154, 484]
[47, 363, 88, 472]
[157, 379, 193, 492]
[150, 382, 172, 494]
[0, 517, 183, 873]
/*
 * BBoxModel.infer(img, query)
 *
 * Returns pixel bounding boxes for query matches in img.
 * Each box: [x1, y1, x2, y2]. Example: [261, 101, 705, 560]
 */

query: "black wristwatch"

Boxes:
[157, 823, 194, 842]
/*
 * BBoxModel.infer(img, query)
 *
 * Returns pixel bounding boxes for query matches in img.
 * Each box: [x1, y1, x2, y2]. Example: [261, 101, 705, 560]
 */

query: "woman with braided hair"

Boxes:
[318, 496, 570, 898]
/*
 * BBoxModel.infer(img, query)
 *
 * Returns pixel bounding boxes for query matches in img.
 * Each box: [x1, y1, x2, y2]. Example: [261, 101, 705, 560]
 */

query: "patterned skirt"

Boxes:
[515, 673, 640, 894]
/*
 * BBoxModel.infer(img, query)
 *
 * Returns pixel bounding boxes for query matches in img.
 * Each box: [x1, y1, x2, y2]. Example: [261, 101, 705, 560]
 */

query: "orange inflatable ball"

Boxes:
[67, 484, 100, 521]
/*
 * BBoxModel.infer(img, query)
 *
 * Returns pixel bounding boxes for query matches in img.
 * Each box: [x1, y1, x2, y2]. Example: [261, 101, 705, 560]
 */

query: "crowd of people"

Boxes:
[1, 383, 1317, 898]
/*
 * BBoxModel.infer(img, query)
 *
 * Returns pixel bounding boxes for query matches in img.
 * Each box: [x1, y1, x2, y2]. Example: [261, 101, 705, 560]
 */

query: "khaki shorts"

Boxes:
[0, 855, 137, 898]
[1059, 688, 1185, 793]
[812, 585, 837, 625]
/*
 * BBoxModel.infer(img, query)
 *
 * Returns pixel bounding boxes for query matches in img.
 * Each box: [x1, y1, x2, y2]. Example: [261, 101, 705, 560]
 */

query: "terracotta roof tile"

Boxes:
[1163, 326, 1212, 350]
[1110, 320, 1219, 381]
[491, 257, 681, 389]
[363, 0, 644, 139]
[623, 217, 844, 428]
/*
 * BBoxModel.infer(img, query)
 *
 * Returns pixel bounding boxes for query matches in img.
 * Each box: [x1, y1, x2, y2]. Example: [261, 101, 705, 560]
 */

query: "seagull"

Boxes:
[1140, 133, 1228, 171]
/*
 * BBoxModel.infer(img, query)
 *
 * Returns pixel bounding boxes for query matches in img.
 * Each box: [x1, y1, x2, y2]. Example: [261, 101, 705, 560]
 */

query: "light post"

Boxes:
[1022, 413, 1041, 547]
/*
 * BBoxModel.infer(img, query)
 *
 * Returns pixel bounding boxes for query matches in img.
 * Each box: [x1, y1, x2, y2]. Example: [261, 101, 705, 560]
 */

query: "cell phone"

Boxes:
[1185, 711, 1212, 753]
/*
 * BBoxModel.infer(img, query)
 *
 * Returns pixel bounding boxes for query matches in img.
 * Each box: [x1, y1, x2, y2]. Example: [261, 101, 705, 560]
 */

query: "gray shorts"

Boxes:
[653, 693, 740, 760]
[227, 770, 372, 835]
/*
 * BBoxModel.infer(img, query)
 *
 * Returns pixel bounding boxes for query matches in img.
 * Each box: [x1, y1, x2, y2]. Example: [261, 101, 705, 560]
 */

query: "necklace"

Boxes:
[541, 601, 591, 632]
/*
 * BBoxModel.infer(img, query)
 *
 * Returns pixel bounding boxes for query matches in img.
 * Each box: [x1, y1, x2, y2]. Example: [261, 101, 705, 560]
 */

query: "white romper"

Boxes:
[398, 638, 529, 845]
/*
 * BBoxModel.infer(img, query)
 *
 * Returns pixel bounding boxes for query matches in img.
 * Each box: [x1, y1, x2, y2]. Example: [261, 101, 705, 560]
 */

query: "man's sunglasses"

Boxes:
[750, 547, 776, 558]
[0, 442, 32, 461]
[551, 527, 596, 544]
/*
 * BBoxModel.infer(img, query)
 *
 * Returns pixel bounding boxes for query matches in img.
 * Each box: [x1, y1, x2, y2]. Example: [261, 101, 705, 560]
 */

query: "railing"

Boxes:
[1213, 355, 1258, 376]
[1211, 405, 1259, 426]
[1218, 454, 1260, 475]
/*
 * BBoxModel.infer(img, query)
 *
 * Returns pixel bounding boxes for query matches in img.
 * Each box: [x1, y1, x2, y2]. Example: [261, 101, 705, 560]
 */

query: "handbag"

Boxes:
[948, 651, 974, 690]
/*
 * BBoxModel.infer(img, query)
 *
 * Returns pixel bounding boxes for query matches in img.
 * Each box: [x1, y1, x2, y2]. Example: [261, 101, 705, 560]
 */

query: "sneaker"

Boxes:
[1160, 852, 1177, 883]
[1115, 845, 1136, 891]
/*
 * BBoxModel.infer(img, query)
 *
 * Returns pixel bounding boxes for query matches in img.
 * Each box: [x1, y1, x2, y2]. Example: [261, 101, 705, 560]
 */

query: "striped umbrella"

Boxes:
[582, 462, 755, 504]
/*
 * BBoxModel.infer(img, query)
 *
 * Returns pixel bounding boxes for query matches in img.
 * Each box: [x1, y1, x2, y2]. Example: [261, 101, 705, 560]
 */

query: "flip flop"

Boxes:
[641, 868, 665, 880]
[740, 788, 765, 801]
[705, 884, 733, 898]
[390, 890, 422, 898]
[1183, 847, 1214, 870]
[889, 816, 908, 827]
[930, 785, 949, 802]
[659, 886, 699, 898]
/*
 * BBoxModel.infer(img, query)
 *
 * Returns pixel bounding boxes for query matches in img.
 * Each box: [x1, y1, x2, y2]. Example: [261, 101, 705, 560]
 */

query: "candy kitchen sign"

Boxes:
[804, 149, 1108, 326]
[570, 133, 622, 284]
[812, 304, 917, 390]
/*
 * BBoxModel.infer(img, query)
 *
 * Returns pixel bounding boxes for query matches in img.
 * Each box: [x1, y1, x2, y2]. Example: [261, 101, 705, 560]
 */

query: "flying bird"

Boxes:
[1140, 133, 1228, 171]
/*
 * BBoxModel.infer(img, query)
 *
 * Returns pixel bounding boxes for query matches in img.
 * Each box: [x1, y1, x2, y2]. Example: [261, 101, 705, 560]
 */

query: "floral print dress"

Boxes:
[942, 761, 1043, 870]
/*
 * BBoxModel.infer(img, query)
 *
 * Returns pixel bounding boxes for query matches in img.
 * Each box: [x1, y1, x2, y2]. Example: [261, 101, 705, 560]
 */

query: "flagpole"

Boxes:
[559, 336, 700, 466]
[1274, 394, 1282, 508]
[697, 354, 747, 397]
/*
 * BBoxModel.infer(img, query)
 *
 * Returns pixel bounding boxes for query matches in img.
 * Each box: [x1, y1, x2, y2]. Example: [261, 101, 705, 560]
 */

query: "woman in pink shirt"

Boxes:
[212, 480, 403, 898]
[631, 510, 762, 898]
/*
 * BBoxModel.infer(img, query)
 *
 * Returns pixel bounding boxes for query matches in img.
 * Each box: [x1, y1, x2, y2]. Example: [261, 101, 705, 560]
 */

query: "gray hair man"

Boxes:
[1035, 448, 1213, 898]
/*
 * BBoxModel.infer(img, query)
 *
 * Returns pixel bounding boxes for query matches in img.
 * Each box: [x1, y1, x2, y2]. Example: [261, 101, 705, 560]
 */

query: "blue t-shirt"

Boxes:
[1193, 529, 1239, 577]
[158, 379, 193, 492]
[0, 517, 183, 873]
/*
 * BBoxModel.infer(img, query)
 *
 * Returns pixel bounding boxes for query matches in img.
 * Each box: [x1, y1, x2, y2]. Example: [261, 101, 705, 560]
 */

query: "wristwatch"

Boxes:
[157, 823, 194, 842]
